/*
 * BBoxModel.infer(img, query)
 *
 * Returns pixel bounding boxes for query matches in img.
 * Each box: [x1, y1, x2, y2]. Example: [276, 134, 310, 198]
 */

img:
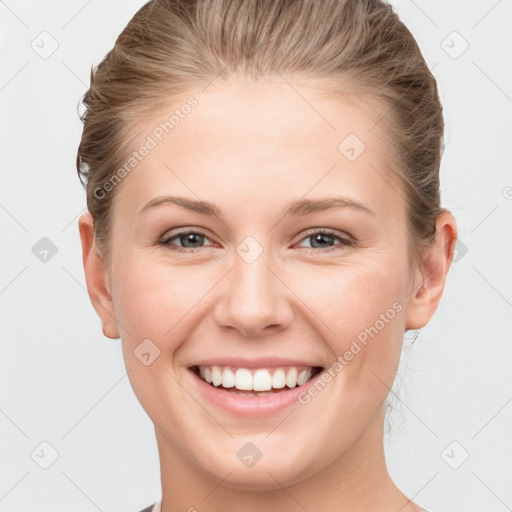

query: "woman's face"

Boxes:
[83, 78, 431, 489]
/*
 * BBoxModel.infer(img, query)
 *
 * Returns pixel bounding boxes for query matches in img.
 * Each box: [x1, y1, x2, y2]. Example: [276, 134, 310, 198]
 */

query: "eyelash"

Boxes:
[159, 228, 356, 255]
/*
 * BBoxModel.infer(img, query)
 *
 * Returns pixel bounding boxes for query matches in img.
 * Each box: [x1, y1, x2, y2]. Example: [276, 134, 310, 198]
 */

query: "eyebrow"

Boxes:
[139, 195, 376, 218]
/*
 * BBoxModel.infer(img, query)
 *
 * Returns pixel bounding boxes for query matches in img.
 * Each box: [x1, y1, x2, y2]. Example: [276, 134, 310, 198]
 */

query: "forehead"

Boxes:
[113, 78, 404, 223]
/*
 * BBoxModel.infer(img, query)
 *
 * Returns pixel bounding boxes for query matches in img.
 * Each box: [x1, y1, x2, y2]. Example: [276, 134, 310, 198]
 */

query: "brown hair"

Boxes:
[77, 0, 446, 276]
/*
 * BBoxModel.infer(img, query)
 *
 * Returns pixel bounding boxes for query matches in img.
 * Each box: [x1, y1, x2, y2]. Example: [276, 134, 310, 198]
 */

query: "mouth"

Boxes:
[189, 364, 324, 397]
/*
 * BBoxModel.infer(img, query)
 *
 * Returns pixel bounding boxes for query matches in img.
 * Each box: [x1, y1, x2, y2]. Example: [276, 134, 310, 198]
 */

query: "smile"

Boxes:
[190, 364, 323, 396]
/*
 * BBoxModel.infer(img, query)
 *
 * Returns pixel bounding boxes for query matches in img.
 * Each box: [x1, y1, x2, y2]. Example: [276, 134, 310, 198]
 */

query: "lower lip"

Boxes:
[188, 368, 323, 417]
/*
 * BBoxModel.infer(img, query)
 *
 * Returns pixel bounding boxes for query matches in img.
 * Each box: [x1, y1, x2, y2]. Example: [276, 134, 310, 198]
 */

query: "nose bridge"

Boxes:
[214, 235, 293, 336]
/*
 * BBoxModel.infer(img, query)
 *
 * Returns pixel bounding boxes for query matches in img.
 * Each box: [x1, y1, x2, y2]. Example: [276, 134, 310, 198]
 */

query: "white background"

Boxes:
[1, 1, 511, 511]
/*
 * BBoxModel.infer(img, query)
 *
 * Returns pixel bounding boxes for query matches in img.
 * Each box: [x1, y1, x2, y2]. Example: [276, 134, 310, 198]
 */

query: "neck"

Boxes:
[156, 405, 421, 512]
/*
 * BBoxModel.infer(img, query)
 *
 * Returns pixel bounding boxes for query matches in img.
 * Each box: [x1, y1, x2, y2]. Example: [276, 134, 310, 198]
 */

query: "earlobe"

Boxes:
[78, 212, 120, 339]
[404, 210, 458, 331]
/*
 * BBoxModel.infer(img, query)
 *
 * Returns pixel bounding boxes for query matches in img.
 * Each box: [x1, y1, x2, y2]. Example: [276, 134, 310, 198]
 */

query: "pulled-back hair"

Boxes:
[77, 0, 446, 274]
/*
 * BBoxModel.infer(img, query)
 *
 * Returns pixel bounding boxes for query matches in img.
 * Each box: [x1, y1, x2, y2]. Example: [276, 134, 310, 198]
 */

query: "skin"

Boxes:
[79, 76, 457, 512]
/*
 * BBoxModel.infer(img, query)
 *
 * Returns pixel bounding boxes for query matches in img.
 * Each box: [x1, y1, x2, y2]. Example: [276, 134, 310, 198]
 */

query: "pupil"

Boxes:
[182, 233, 203, 247]
[312, 233, 332, 248]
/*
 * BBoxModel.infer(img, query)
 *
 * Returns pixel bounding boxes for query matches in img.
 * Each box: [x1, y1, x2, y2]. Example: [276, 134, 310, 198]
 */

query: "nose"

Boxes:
[213, 246, 294, 338]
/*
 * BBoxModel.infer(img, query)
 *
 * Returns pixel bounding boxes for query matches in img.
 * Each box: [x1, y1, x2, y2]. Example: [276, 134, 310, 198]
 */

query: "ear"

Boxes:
[78, 211, 120, 339]
[405, 210, 458, 331]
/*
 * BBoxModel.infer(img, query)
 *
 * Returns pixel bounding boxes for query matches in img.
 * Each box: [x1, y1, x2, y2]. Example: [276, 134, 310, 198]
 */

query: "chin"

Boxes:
[213, 464, 314, 492]
[196, 446, 320, 491]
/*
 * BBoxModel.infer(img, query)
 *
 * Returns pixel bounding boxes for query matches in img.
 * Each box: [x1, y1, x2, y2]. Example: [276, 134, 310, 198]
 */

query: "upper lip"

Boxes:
[189, 357, 324, 369]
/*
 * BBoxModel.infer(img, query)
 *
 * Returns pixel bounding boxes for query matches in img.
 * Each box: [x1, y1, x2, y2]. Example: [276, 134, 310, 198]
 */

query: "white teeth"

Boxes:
[253, 369, 272, 391]
[221, 368, 235, 388]
[211, 365, 222, 387]
[297, 368, 312, 386]
[272, 368, 286, 389]
[286, 367, 298, 388]
[196, 365, 318, 391]
[235, 368, 253, 390]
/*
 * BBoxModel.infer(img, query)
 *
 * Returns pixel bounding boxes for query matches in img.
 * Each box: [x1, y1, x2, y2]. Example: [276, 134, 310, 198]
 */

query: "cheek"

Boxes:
[289, 257, 407, 391]
[110, 253, 220, 347]
[293, 257, 406, 339]
[113, 248, 408, 348]
[109, 255, 210, 421]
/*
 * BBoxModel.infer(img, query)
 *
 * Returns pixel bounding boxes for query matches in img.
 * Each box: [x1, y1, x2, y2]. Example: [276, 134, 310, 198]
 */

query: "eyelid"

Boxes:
[160, 226, 213, 245]
[160, 226, 356, 253]
[297, 227, 354, 244]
